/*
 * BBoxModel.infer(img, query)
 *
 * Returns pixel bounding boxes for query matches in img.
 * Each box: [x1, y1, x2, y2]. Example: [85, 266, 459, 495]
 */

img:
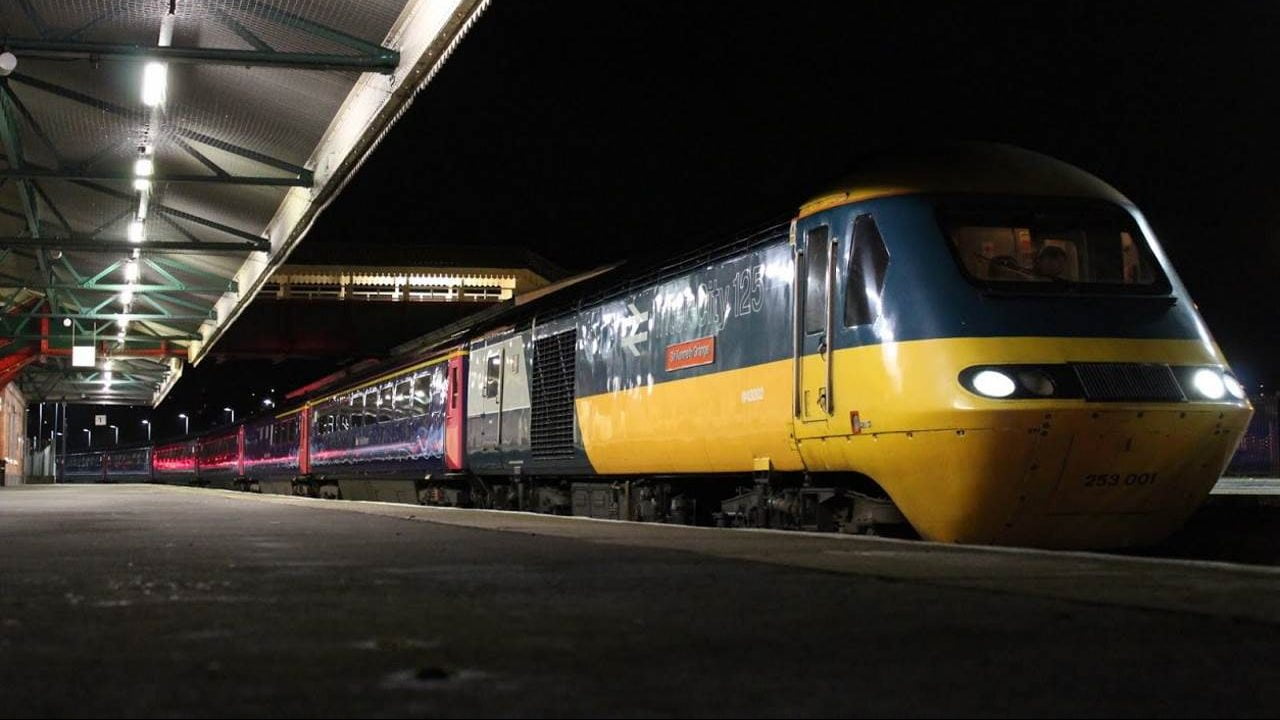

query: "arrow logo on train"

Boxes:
[620, 302, 649, 357]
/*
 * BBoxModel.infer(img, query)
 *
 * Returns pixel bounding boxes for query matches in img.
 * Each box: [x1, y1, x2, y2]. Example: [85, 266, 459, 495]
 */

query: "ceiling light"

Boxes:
[71, 345, 95, 367]
[128, 220, 145, 244]
[133, 178, 151, 192]
[124, 260, 139, 282]
[142, 62, 167, 107]
[134, 158, 154, 177]
[120, 287, 134, 305]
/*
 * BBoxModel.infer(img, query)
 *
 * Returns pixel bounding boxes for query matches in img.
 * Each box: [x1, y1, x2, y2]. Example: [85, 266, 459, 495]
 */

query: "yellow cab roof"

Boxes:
[798, 142, 1134, 219]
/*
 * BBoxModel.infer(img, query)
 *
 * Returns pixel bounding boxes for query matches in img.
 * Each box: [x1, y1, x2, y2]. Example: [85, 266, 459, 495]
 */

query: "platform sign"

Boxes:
[71, 344, 95, 367]
[94, 415, 106, 427]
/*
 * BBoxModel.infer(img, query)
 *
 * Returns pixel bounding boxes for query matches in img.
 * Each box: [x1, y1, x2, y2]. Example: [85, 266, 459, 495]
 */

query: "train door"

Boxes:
[793, 218, 837, 437]
[475, 344, 505, 450]
[445, 354, 467, 470]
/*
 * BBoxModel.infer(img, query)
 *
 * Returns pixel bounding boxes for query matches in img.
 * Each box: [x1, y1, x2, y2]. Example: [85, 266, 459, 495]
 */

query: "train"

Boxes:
[59, 143, 1253, 550]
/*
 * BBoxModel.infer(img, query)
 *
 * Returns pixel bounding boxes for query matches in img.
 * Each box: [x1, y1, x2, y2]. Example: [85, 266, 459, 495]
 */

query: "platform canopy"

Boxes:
[0, 0, 488, 405]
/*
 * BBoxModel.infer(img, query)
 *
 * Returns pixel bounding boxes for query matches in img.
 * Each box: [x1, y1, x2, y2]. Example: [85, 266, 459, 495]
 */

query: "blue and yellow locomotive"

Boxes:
[63, 143, 1251, 550]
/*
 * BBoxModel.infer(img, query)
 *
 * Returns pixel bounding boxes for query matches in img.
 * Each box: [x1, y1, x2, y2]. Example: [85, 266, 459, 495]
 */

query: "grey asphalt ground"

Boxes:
[3, 484, 1280, 718]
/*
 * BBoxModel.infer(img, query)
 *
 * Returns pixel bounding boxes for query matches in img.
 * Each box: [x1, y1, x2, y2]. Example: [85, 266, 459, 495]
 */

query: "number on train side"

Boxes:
[1082, 472, 1157, 488]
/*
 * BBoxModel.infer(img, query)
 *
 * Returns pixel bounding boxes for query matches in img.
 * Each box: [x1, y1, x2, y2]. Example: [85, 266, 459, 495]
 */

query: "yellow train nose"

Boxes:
[870, 405, 1251, 549]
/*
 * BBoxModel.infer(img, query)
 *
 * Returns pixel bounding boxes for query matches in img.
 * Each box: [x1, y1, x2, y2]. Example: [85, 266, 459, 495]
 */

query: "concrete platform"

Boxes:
[3, 485, 1280, 717]
[1213, 476, 1280, 495]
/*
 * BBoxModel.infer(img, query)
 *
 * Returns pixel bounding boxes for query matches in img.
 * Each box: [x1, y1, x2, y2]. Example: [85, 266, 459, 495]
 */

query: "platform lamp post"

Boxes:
[141, 419, 151, 441]
[224, 407, 235, 424]
[109, 425, 119, 445]
[82, 428, 91, 448]
[178, 413, 188, 435]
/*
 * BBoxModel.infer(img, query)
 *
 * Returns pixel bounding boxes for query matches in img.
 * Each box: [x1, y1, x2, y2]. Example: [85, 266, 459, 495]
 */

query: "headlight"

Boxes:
[972, 370, 1017, 398]
[1223, 374, 1246, 400]
[1017, 369, 1056, 397]
[1191, 368, 1225, 400]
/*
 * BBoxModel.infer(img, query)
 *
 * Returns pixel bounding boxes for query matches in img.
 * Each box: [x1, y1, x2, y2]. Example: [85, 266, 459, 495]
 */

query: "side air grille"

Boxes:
[1072, 362, 1185, 403]
[530, 330, 578, 458]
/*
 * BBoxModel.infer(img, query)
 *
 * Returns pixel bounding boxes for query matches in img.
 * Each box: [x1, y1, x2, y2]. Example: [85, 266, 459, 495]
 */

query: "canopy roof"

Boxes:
[0, 0, 488, 404]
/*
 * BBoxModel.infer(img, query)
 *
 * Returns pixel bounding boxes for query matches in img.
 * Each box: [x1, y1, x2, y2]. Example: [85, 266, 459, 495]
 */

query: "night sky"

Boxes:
[40, 1, 1280, 445]
[314, 1, 1278, 383]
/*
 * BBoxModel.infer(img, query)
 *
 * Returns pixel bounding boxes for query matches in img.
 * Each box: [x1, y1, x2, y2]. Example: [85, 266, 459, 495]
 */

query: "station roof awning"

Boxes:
[0, 0, 488, 405]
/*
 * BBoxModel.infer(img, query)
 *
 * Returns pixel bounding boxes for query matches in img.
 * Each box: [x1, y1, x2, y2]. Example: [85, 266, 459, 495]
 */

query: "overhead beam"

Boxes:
[0, 84, 42, 239]
[0, 236, 267, 254]
[0, 168, 312, 187]
[238, 1, 391, 57]
[59, 7, 123, 41]
[148, 257, 237, 284]
[15, 0, 52, 39]
[4, 39, 399, 73]
[66, 178, 271, 246]
[0, 283, 236, 294]
[214, 9, 274, 53]
[31, 181, 73, 233]
[172, 136, 230, 179]
[0, 80, 62, 165]
[28, 397, 153, 406]
[0, 331, 199, 343]
[26, 312, 213, 321]
[8, 73, 312, 179]
[0, 152, 278, 246]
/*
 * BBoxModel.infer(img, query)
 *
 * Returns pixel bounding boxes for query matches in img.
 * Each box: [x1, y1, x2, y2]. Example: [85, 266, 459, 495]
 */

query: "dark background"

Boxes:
[40, 1, 1280, 445]
[314, 0, 1275, 377]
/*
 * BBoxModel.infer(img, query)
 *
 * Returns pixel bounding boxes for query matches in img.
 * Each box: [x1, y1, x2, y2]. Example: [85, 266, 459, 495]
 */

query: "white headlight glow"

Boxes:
[972, 370, 1017, 398]
[1223, 374, 1246, 400]
[1192, 369, 1226, 400]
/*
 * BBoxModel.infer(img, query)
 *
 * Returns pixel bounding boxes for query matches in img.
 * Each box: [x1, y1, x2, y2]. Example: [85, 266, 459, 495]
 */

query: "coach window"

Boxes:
[844, 214, 890, 327]
[413, 373, 430, 416]
[378, 385, 394, 423]
[484, 354, 502, 398]
[804, 225, 831, 334]
[351, 393, 364, 428]
[397, 379, 413, 417]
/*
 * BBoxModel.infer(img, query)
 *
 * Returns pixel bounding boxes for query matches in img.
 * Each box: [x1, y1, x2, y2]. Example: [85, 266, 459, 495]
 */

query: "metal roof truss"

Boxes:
[0, 0, 489, 405]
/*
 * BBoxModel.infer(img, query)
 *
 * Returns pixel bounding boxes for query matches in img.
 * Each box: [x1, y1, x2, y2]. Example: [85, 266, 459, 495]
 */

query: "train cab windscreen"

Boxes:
[941, 199, 1171, 294]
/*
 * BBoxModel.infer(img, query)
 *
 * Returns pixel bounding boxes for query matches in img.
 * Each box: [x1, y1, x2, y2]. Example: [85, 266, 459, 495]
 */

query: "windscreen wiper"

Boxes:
[969, 252, 1073, 284]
